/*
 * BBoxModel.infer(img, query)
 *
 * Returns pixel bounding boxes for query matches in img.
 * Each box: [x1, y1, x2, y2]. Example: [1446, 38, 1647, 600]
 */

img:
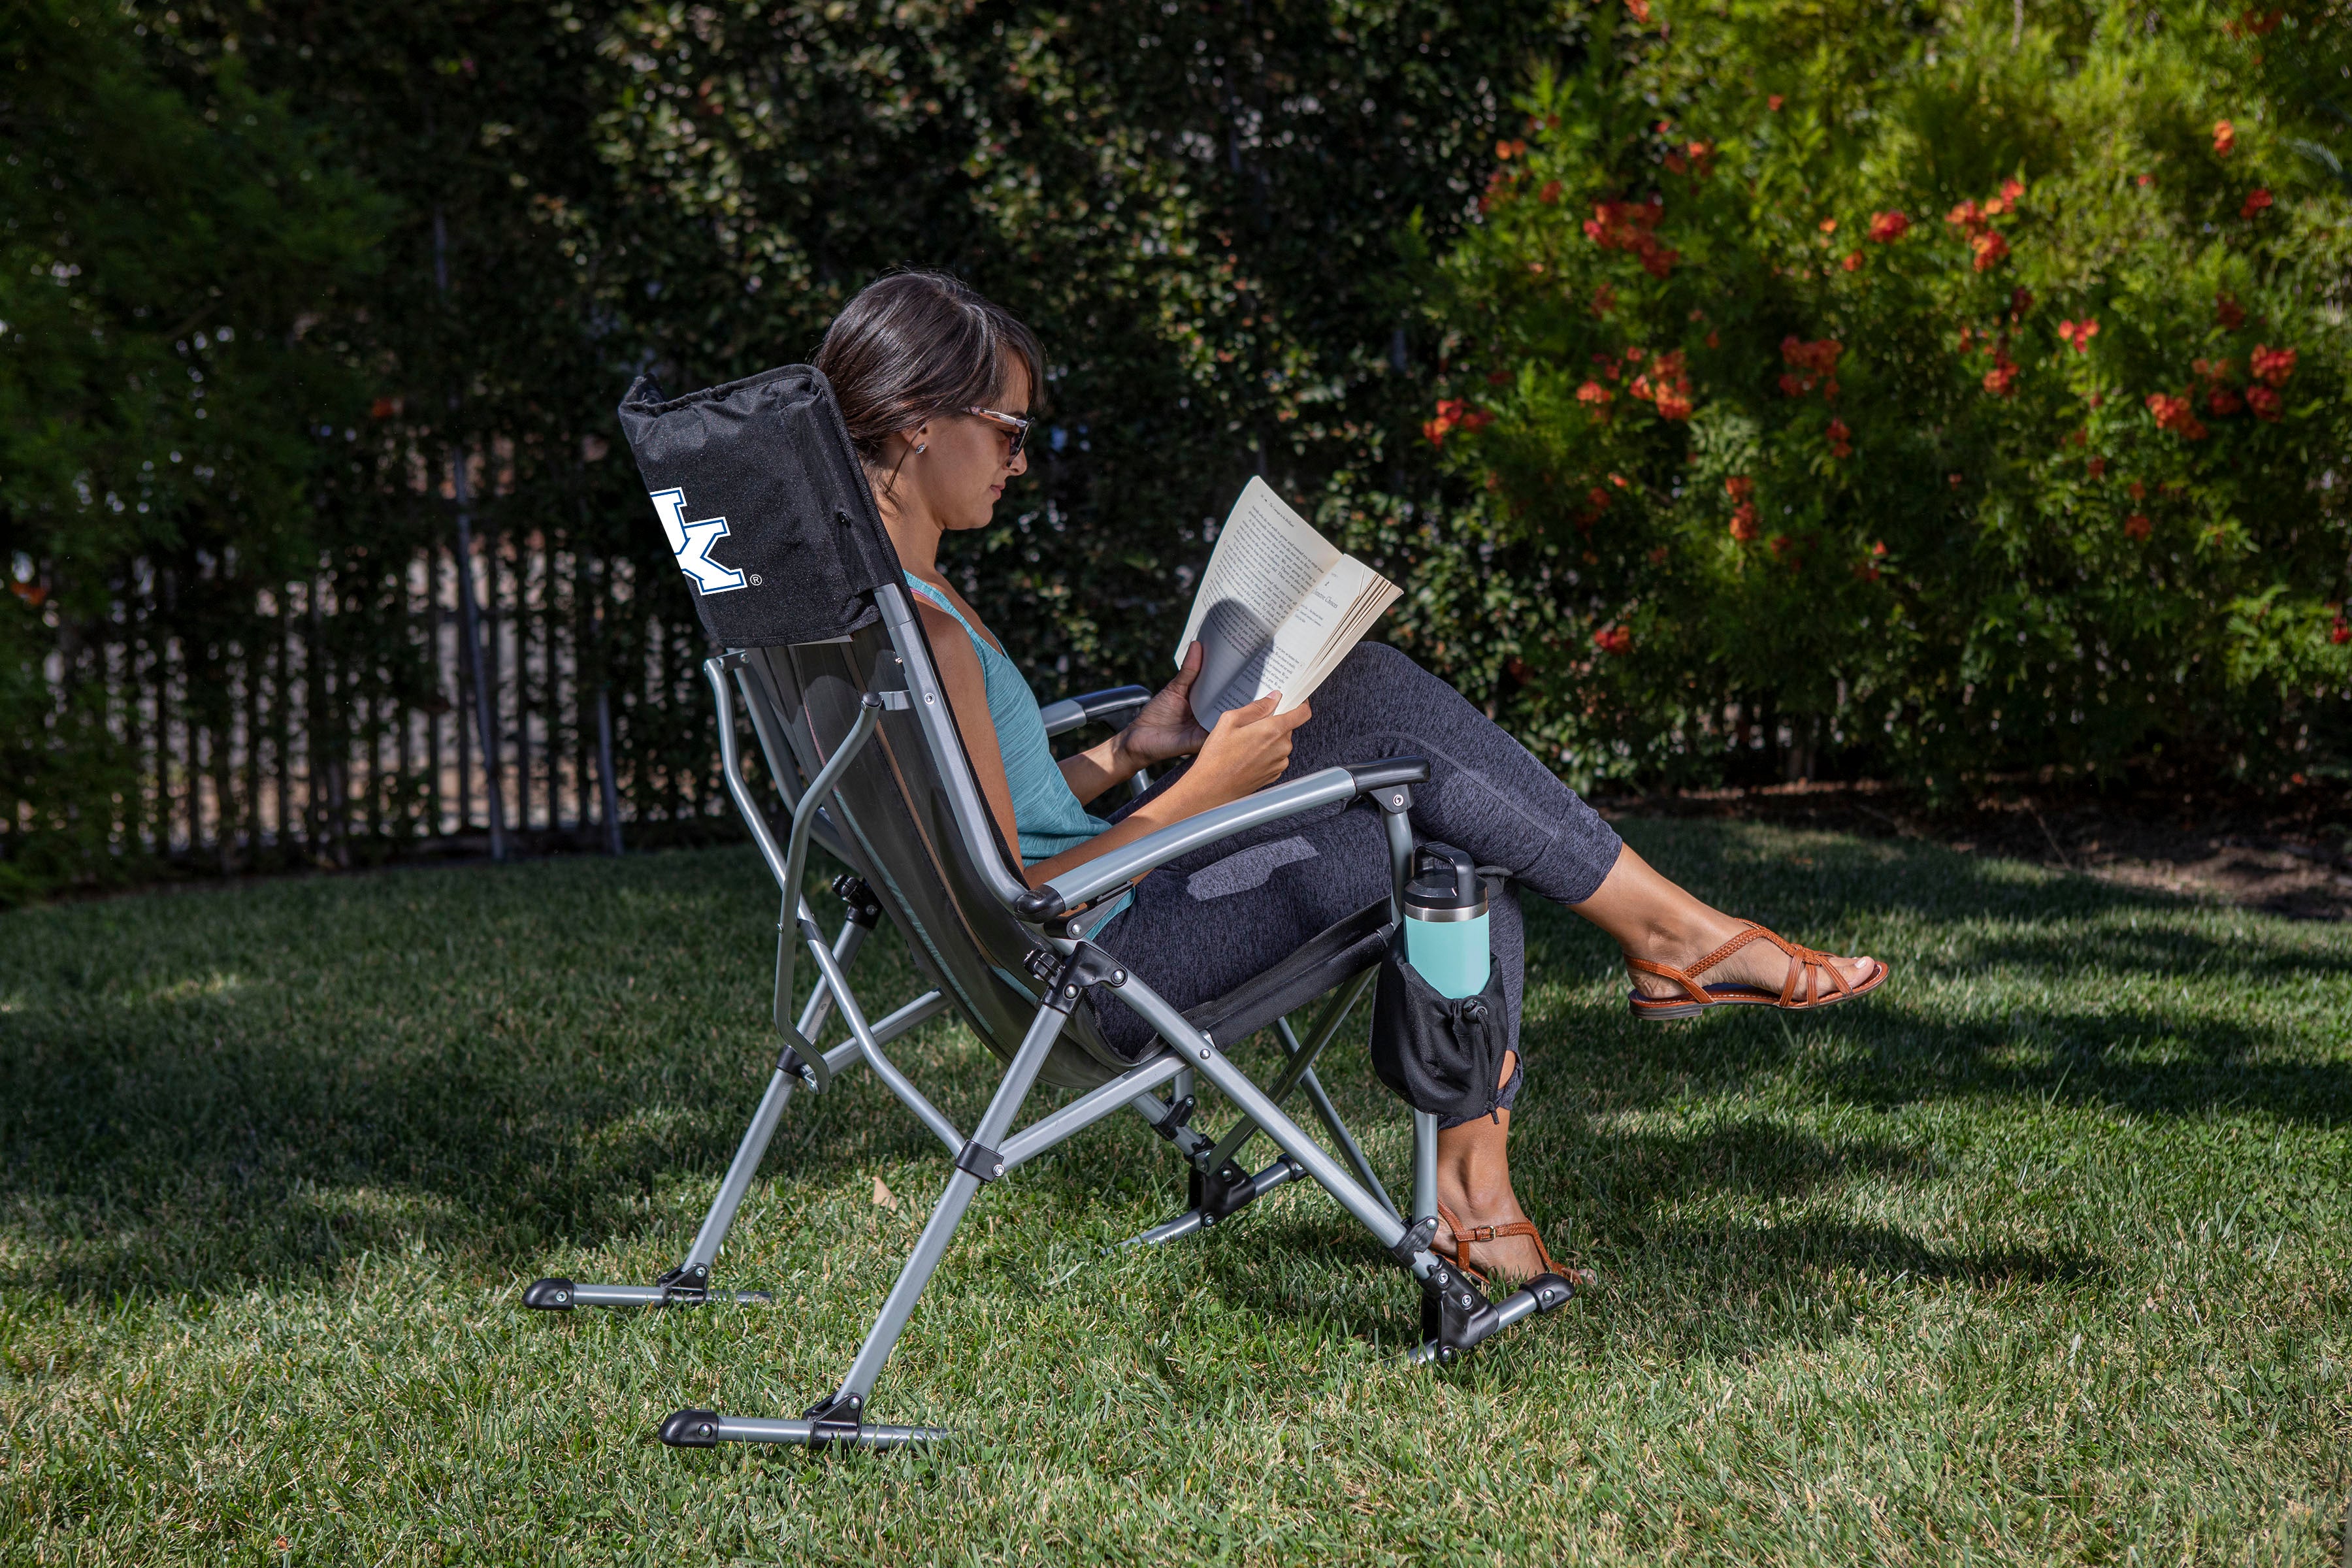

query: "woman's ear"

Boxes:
[912, 421, 930, 455]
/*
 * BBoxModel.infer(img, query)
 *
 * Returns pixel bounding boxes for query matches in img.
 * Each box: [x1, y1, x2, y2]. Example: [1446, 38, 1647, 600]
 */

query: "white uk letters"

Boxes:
[649, 487, 748, 595]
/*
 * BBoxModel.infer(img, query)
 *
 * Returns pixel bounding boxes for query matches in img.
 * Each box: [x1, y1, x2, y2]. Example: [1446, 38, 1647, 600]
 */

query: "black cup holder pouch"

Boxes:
[1369, 934, 1512, 1122]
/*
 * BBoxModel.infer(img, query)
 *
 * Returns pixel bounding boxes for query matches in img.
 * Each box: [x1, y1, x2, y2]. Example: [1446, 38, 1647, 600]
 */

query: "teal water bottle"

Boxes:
[1401, 845, 1490, 1000]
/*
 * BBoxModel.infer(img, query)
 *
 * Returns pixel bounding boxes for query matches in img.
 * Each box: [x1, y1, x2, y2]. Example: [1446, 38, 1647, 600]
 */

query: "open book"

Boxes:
[1173, 477, 1402, 730]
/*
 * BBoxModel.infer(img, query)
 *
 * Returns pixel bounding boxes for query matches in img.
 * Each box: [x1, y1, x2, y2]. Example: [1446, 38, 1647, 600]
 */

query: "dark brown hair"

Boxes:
[815, 271, 1043, 466]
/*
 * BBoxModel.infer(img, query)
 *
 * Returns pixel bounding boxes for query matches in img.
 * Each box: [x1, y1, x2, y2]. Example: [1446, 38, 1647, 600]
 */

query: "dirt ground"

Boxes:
[1597, 781, 2352, 921]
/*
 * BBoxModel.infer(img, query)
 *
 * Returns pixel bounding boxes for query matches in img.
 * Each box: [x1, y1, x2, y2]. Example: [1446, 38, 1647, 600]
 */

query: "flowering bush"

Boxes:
[1411, 0, 2351, 790]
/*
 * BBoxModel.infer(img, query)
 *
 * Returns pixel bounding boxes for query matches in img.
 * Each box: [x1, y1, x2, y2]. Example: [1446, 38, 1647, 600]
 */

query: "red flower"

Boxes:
[2128, 480, 2146, 500]
[1867, 210, 1910, 243]
[2333, 617, 2351, 645]
[370, 397, 399, 419]
[1538, 178, 1563, 205]
[1983, 360, 2019, 397]
[2213, 120, 2237, 157]
[1781, 336, 1843, 378]
[1588, 486, 1611, 510]
[1946, 199, 1984, 229]
[2247, 385, 2283, 420]
[1841, 250, 1863, 272]
[1584, 197, 1677, 277]
[1827, 417, 1852, 457]
[2146, 393, 2208, 440]
[1724, 475, 1755, 501]
[2250, 344, 2296, 387]
[2216, 294, 2247, 329]
[1767, 94, 1784, 111]
[2087, 457, 2106, 478]
[2208, 385, 2245, 416]
[1495, 139, 1527, 160]
[2057, 318, 2100, 353]
[1624, 0, 1652, 21]
[1970, 231, 2010, 271]
[2125, 514, 2152, 540]
[2136, 172, 2154, 188]
[1729, 502, 1760, 541]
[2242, 188, 2273, 218]
[1423, 398, 1468, 446]
[2001, 178, 2025, 201]
[1576, 380, 1615, 412]
[1593, 624, 1633, 655]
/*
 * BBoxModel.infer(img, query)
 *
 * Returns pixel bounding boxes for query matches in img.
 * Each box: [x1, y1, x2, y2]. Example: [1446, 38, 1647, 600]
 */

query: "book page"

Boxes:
[1175, 477, 1343, 727]
[1284, 557, 1402, 704]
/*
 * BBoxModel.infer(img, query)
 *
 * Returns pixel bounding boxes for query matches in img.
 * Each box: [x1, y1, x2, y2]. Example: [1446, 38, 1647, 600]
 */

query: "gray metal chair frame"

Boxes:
[527, 581, 1578, 1448]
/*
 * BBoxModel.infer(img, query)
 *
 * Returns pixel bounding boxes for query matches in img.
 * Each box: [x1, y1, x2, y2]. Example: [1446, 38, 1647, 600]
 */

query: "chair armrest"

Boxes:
[1038, 685, 1152, 738]
[1011, 757, 1429, 920]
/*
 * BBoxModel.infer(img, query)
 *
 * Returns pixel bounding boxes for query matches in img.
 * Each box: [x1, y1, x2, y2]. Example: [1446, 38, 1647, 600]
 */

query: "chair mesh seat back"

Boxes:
[742, 632, 1139, 1092]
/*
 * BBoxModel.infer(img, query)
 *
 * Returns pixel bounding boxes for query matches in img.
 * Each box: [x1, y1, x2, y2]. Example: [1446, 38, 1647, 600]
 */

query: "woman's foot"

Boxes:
[1568, 845, 1880, 1010]
[1623, 913, 1881, 1005]
[1432, 1196, 1554, 1284]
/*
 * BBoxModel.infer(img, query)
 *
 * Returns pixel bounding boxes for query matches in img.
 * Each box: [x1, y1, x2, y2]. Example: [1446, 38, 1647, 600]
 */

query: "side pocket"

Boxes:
[1369, 935, 1510, 1121]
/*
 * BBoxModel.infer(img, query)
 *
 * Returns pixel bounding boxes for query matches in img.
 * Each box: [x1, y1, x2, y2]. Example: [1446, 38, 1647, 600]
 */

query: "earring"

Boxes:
[915, 442, 927, 453]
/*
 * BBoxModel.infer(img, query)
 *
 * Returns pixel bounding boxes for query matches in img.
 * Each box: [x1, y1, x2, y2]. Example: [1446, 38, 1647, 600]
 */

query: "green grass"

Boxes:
[2, 821, 2347, 1564]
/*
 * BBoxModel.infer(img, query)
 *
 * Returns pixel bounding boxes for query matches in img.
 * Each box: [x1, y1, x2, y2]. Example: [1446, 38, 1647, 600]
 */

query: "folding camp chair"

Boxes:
[524, 365, 1580, 1448]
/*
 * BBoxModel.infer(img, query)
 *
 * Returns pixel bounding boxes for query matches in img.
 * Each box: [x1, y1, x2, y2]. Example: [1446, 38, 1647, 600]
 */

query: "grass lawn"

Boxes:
[3, 820, 2347, 1563]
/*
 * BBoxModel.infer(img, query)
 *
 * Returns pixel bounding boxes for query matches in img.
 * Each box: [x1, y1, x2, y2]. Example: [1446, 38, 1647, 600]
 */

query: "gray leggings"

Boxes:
[1090, 642, 1624, 1124]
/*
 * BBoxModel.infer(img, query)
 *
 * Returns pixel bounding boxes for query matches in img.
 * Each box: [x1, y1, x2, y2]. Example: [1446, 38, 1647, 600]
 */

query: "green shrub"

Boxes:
[1414, 0, 2351, 791]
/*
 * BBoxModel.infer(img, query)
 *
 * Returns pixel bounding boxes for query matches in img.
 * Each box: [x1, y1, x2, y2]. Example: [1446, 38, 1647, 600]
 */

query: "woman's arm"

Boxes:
[1055, 642, 1212, 807]
[926, 608, 1311, 892]
[916, 600, 1028, 865]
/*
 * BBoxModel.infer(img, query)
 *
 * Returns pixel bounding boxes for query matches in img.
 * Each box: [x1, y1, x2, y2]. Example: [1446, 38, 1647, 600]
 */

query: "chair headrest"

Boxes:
[617, 364, 904, 647]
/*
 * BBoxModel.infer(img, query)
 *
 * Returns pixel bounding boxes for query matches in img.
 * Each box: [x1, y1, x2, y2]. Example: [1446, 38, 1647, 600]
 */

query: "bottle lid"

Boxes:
[1403, 845, 1487, 920]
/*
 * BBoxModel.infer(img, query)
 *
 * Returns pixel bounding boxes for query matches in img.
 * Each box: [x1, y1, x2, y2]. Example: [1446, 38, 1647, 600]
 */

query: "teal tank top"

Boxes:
[904, 576, 1134, 927]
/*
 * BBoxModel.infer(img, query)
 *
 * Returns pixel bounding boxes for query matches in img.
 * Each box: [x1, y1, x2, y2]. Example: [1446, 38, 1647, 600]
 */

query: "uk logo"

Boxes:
[649, 487, 748, 595]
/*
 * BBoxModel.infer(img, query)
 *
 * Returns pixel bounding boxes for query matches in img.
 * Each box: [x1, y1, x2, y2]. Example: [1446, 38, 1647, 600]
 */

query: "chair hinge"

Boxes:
[777, 1031, 829, 1094]
[954, 1140, 1007, 1183]
[653, 1262, 710, 1304]
[1041, 942, 1128, 1015]
[1388, 1215, 1439, 1269]
[802, 1390, 864, 1442]
[831, 874, 883, 928]
[1151, 1095, 1196, 1141]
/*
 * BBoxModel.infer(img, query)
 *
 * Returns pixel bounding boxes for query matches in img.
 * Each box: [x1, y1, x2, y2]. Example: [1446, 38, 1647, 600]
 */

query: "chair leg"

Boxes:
[1124, 972, 1388, 1243]
[523, 909, 948, 1312]
[1114, 972, 1581, 1365]
[661, 972, 1076, 1447]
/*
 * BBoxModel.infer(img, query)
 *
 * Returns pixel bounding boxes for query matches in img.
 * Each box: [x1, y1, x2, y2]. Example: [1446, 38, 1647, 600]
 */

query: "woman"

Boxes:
[817, 272, 1886, 1286]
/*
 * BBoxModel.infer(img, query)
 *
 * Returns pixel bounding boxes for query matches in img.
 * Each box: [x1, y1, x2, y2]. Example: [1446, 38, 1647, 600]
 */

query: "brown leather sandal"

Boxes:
[1435, 1201, 1597, 1290]
[1627, 921, 1887, 1021]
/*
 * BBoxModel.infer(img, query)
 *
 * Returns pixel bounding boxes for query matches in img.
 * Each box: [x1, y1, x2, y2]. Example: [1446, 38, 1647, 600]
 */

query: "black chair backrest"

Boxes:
[619, 364, 1140, 1090]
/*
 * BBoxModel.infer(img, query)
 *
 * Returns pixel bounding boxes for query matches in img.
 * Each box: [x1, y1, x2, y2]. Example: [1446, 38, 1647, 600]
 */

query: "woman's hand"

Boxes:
[1171, 691, 1313, 811]
[1114, 642, 1212, 770]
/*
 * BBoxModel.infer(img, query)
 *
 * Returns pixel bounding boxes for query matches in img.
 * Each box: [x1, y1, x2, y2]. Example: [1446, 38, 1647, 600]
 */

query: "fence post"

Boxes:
[434, 199, 505, 862]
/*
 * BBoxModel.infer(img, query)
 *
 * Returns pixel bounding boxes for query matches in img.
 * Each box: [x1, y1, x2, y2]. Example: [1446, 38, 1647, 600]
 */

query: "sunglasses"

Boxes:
[964, 405, 1032, 459]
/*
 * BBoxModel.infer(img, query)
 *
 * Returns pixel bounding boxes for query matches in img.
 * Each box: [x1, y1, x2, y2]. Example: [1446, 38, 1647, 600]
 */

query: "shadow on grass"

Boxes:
[1136, 1094, 2112, 1369]
[0, 825, 2340, 1318]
